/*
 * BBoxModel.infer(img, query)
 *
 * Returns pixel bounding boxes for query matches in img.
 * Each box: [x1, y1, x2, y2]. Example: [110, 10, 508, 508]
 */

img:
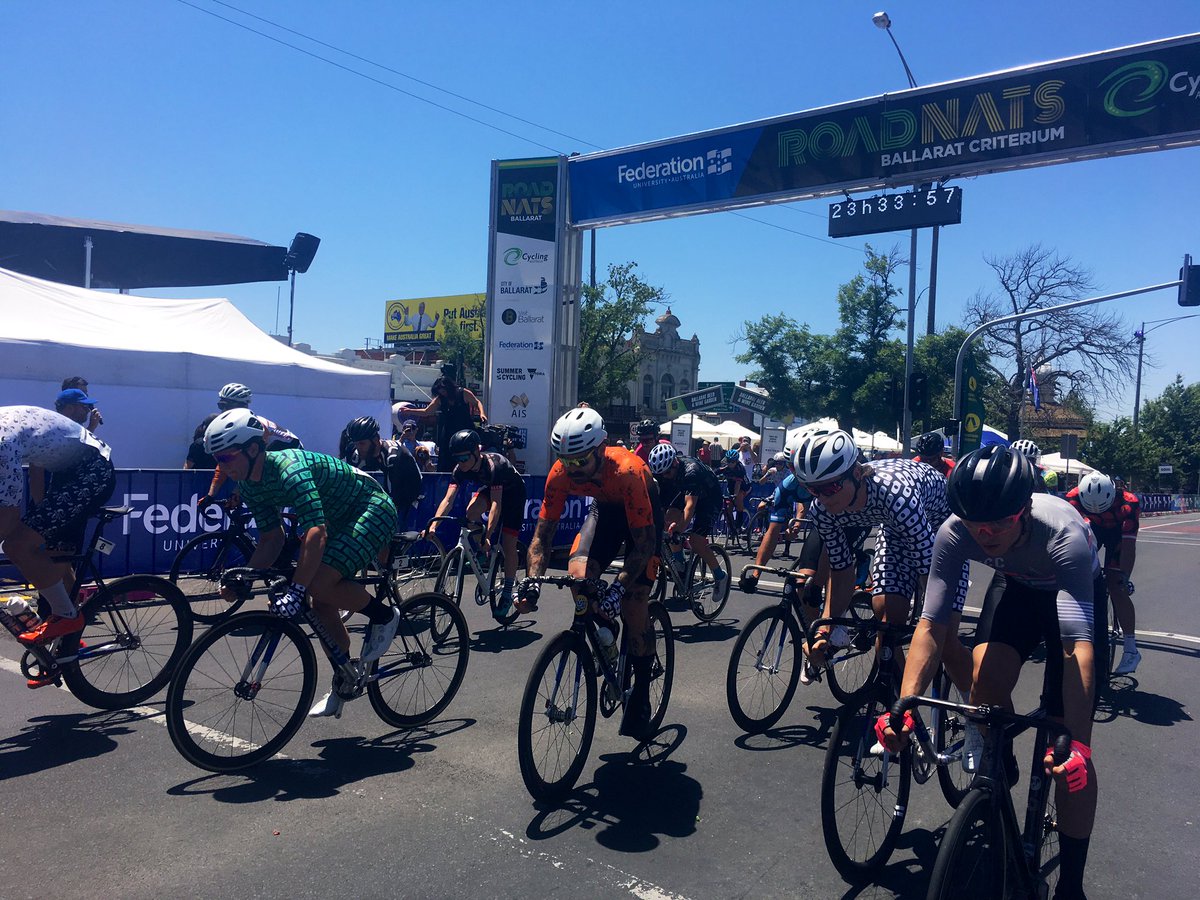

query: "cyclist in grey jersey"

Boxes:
[922, 494, 1099, 640]
[881, 446, 1100, 900]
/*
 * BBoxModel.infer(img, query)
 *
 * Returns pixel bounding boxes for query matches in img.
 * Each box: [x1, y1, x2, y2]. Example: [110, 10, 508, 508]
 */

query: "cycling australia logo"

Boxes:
[1100, 60, 1169, 117]
[616, 146, 734, 189]
[503, 247, 550, 266]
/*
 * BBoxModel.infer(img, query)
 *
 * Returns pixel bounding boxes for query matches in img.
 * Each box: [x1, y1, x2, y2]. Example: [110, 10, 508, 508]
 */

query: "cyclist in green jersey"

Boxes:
[205, 409, 400, 719]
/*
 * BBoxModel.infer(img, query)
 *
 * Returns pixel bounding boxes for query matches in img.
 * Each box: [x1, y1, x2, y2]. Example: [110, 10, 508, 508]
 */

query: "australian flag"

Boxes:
[1029, 366, 1041, 411]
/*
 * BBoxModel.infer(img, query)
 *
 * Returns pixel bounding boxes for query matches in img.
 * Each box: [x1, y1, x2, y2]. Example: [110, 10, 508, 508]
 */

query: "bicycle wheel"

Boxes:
[820, 693, 912, 879]
[368, 592, 469, 728]
[825, 618, 880, 706]
[647, 600, 674, 730]
[1035, 784, 1061, 897]
[517, 630, 597, 802]
[391, 532, 446, 600]
[933, 667, 973, 808]
[725, 605, 803, 733]
[925, 787, 1010, 900]
[60, 575, 194, 710]
[168, 531, 255, 624]
[431, 546, 464, 641]
[686, 546, 731, 622]
[165, 611, 316, 772]
[486, 548, 519, 625]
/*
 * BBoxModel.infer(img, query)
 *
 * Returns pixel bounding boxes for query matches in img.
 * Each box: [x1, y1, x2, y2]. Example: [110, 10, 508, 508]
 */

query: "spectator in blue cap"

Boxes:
[55, 387, 102, 433]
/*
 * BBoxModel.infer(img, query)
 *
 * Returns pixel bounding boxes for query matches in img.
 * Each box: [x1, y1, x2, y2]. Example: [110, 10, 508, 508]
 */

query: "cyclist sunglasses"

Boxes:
[558, 453, 593, 469]
[213, 450, 243, 466]
[963, 510, 1023, 537]
[452, 452, 473, 464]
[809, 476, 848, 497]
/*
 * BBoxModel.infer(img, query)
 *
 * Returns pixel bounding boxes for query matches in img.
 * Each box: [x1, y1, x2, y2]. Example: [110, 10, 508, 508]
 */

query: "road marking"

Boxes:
[0, 655, 281, 757]
[1137, 538, 1200, 547]
[749, 585, 1200, 647]
[1141, 515, 1200, 530]
[485, 824, 692, 900]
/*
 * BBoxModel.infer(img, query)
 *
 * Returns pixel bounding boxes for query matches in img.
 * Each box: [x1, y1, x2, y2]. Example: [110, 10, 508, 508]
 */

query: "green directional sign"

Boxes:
[729, 385, 770, 414]
[666, 386, 725, 418]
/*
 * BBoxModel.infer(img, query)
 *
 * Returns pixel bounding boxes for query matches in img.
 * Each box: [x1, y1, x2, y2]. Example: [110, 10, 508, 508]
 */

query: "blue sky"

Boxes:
[4, 0, 1197, 422]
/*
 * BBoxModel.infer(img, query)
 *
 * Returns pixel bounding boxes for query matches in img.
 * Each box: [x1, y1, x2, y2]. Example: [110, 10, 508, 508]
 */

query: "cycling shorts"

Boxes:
[769, 495, 801, 525]
[570, 501, 662, 586]
[1094, 529, 1131, 571]
[665, 491, 720, 537]
[23, 453, 115, 550]
[472, 477, 527, 536]
[321, 492, 397, 578]
[975, 570, 1107, 718]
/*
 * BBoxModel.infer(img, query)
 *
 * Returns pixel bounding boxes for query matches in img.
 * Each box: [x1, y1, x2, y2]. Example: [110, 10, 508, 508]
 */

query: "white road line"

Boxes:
[484, 824, 692, 900]
[1141, 515, 1200, 530]
[749, 584, 1200, 646]
[0, 656, 281, 757]
[1137, 538, 1200, 547]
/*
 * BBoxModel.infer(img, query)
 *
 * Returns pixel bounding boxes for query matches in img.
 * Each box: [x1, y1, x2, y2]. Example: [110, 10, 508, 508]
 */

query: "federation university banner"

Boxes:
[568, 34, 1200, 225]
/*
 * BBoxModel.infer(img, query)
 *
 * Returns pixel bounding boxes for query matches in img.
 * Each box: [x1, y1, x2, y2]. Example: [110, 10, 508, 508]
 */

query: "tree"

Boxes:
[912, 326, 994, 432]
[735, 245, 905, 430]
[1138, 375, 1200, 492]
[964, 244, 1134, 440]
[577, 261, 665, 406]
[1080, 416, 1165, 488]
[438, 297, 485, 384]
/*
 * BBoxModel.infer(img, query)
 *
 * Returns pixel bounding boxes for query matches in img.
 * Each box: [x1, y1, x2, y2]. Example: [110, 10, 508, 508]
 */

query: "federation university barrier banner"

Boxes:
[78, 470, 591, 579]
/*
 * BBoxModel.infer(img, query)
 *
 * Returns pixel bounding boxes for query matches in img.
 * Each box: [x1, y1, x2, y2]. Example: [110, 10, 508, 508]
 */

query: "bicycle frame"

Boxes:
[895, 695, 1072, 888]
[429, 515, 497, 605]
[534, 575, 631, 711]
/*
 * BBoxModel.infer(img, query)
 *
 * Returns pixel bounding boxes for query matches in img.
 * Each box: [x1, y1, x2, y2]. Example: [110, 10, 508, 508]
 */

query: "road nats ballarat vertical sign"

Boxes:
[487, 158, 563, 475]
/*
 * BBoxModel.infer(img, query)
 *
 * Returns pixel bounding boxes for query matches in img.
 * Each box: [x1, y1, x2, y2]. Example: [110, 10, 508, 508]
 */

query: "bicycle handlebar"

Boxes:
[741, 562, 810, 581]
[889, 695, 1073, 765]
[427, 515, 483, 531]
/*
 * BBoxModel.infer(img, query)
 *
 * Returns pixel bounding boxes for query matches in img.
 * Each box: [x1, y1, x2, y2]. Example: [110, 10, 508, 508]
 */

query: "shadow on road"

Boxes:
[470, 619, 542, 653]
[0, 708, 148, 779]
[525, 725, 700, 852]
[733, 704, 839, 752]
[835, 825, 943, 899]
[165, 716, 475, 802]
[670, 619, 740, 644]
[1097, 679, 1192, 728]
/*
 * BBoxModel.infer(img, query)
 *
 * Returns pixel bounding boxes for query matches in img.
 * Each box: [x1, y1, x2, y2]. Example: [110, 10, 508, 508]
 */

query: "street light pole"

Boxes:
[1132, 313, 1199, 434]
[874, 11, 922, 450]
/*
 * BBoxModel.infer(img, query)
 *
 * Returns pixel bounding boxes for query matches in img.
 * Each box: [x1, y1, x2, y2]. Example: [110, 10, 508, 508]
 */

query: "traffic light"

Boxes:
[888, 374, 903, 419]
[1179, 256, 1200, 306]
[908, 371, 930, 417]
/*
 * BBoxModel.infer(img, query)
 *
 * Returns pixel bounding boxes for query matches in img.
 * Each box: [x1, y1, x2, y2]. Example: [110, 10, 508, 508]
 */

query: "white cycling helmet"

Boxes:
[204, 408, 267, 454]
[218, 382, 253, 407]
[1009, 439, 1041, 463]
[793, 429, 858, 484]
[550, 407, 607, 456]
[1077, 471, 1117, 514]
[771, 451, 789, 465]
[647, 442, 679, 475]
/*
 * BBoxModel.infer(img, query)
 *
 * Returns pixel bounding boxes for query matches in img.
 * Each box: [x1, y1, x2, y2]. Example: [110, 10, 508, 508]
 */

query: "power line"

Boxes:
[203, 0, 604, 151]
[173, 0, 565, 154]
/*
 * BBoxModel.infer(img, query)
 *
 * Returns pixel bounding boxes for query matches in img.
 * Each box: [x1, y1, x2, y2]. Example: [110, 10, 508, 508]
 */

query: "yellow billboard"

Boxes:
[383, 293, 485, 346]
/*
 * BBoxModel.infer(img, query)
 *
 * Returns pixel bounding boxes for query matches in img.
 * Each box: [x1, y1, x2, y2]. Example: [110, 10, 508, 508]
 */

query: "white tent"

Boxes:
[710, 419, 758, 448]
[1038, 453, 1096, 476]
[856, 430, 903, 452]
[0, 267, 390, 467]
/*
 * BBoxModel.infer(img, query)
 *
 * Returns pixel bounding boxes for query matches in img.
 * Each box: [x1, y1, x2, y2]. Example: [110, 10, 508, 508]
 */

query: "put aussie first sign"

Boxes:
[486, 157, 565, 475]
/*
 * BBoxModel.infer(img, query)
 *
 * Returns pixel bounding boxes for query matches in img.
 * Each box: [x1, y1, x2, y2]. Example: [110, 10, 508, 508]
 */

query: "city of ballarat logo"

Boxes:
[502, 308, 517, 325]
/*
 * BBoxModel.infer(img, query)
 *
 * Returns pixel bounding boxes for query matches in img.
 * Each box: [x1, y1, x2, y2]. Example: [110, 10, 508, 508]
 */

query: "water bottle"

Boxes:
[596, 625, 619, 671]
[4, 597, 41, 632]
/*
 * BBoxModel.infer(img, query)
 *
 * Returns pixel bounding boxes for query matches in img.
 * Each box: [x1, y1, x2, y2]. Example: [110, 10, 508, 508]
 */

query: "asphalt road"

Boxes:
[2, 514, 1198, 900]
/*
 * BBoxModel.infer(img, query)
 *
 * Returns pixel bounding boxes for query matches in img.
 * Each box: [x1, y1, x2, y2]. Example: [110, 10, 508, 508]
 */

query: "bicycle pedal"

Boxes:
[26, 676, 59, 689]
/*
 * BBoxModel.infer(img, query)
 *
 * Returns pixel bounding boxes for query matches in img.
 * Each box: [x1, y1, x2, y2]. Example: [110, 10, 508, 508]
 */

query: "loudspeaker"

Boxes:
[285, 232, 321, 274]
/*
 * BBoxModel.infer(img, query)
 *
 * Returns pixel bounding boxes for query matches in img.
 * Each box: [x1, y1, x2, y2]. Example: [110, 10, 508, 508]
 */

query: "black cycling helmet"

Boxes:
[914, 432, 944, 457]
[346, 416, 380, 442]
[448, 429, 481, 455]
[947, 445, 1035, 521]
[635, 419, 659, 437]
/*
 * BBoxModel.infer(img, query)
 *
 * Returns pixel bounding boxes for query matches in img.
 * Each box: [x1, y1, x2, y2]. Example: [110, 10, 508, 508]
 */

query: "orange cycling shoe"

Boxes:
[19, 613, 84, 644]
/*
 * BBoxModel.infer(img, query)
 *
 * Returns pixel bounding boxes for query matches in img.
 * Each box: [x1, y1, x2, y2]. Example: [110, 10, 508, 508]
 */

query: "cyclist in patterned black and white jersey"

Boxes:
[794, 430, 974, 697]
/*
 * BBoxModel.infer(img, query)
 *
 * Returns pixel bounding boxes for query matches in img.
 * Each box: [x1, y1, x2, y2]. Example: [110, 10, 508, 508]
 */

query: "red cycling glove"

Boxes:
[874, 710, 915, 746]
[1046, 740, 1091, 793]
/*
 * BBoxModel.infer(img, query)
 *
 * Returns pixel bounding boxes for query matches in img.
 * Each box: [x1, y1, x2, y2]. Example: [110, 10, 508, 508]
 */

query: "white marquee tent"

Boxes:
[0, 267, 390, 467]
